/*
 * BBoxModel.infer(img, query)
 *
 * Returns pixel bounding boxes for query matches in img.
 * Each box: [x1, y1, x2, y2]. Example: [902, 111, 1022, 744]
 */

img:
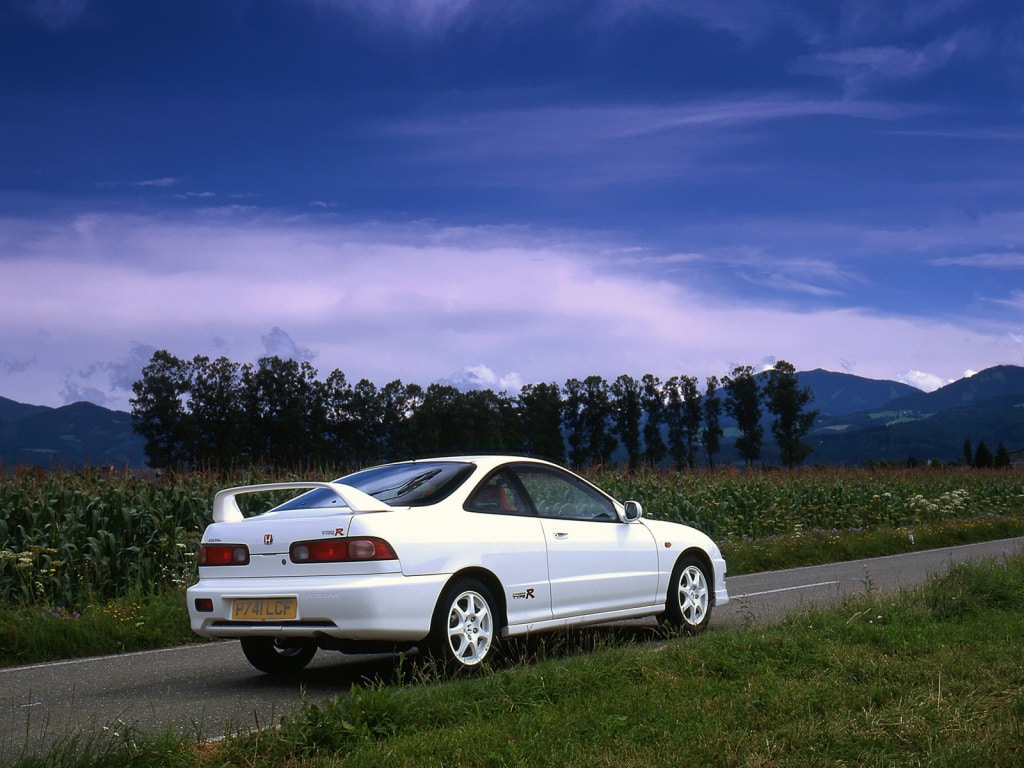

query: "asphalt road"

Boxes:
[3, 537, 1022, 762]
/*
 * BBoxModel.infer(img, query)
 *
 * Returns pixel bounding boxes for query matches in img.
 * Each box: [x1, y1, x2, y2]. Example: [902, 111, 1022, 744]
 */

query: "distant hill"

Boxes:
[0, 396, 50, 423]
[807, 365, 1024, 465]
[883, 365, 1024, 414]
[0, 400, 145, 469]
[793, 369, 920, 419]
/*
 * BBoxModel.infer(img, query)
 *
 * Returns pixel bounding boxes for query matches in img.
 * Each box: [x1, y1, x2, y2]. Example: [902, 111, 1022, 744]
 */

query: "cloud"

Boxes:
[898, 369, 952, 392]
[53, 343, 157, 407]
[136, 178, 179, 188]
[307, 0, 485, 34]
[440, 364, 523, 392]
[1, 355, 36, 374]
[16, 0, 89, 30]
[929, 252, 1024, 268]
[2, 209, 1022, 410]
[261, 327, 316, 362]
[389, 95, 921, 190]
[791, 27, 989, 94]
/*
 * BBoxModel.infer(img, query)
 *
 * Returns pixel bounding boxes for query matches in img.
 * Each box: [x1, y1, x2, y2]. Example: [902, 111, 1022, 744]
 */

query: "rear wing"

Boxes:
[212, 482, 394, 523]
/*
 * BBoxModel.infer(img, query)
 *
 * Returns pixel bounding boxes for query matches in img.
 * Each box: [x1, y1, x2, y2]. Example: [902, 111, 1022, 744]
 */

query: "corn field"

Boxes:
[0, 469, 213, 607]
[594, 466, 1024, 540]
[2, 465, 1023, 610]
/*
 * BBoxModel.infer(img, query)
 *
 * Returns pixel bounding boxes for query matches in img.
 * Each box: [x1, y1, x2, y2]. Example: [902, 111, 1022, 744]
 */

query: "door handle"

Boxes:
[553, 532, 569, 539]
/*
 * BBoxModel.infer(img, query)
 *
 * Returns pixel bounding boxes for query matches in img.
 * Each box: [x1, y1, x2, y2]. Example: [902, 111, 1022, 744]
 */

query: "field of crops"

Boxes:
[1, 465, 1023, 611]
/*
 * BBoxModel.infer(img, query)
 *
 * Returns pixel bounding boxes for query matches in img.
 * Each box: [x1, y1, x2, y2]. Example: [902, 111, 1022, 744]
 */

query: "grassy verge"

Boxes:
[722, 510, 1024, 574]
[0, 591, 198, 667]
[13, 553, 1024, 767]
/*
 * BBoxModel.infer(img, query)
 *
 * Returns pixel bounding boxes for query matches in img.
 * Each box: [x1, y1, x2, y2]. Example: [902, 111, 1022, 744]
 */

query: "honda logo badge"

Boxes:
[264, 534, 274, 545]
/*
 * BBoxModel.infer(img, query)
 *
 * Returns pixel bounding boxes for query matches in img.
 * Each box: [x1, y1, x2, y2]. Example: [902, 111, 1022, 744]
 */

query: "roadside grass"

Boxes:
[11, 554, 1024, 768]
[0, 590, 197, 667]
[722, 510, 1024, 574]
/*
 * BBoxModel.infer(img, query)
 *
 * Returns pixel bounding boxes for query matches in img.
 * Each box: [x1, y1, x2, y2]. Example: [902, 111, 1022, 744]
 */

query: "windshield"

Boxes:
[272, 461, 475, 511]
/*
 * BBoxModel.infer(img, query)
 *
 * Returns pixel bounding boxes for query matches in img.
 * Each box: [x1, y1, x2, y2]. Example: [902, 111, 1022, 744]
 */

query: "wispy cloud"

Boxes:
[136, 177, 179, 188]
[15, 0, 89, 30]
[307, 0, 493, 34]
[929, 252, 1024, 268]
[791, 26, 989, 94]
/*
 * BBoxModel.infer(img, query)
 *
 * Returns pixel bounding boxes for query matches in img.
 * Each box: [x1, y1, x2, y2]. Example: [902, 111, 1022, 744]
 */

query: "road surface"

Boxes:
[2, 537, 1021, 761]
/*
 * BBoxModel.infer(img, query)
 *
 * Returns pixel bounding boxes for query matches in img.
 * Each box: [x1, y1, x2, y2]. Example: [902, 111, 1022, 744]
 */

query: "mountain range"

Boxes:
[2, 365, 1024, 469]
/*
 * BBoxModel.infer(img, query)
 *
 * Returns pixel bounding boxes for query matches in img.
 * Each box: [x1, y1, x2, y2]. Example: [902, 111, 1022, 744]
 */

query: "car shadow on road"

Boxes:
[226, 622, 671, 694]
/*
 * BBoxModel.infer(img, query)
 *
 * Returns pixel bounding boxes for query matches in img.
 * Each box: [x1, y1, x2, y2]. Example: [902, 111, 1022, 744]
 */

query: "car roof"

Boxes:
[382, 455, 561, 471]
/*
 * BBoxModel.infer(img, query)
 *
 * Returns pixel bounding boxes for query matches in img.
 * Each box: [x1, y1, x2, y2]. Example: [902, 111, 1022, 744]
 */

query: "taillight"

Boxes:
[198, 544, 250, 566]
[290, 537, 397, 563]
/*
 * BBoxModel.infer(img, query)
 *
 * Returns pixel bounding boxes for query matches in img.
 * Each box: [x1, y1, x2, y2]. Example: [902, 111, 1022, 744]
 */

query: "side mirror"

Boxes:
[622, 500, 643, 521]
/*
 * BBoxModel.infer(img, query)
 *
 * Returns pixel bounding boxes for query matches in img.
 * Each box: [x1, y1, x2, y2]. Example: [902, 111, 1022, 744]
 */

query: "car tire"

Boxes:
[663, 554, 713, 634]
[240, 637, 317, 675]
[428, 578, 502, 673]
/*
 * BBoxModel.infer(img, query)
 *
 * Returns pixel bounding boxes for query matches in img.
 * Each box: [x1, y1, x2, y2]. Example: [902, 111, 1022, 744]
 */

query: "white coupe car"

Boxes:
[187, 455, 728, 675]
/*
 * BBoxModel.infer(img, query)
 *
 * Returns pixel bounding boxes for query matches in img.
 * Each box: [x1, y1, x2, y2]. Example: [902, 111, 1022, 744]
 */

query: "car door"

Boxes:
[510, 464, 660, 619]
[463, 470, 553, 628]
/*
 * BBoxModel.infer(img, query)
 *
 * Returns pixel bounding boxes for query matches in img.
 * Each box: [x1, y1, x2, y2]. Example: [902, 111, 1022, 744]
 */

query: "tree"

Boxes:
[974, 441, 994, 469]
[187, 355, 245, 468]
[379, 380, 420, 462]
[995, 442, 1011, 469]
[322, 369, 354, 463]
[701, 376, 723, 468]
[130, 350, 194, 469]
[241, 357, 323, 466]
[610, 374, 643, 470]
[580, 375, 618, 466]
[723, 365, 763, 466]
[563, 376, 617, 467]
[665, 375, 701, 470]
[562, 378, 588, 468]
[460, 388, 519, 454]
[962, 437, 973, 467]
[639, 374, 667, 468]
[762, 360, 819, 468]
[408, 383, 462, 456]
[518, 382, 565, 462]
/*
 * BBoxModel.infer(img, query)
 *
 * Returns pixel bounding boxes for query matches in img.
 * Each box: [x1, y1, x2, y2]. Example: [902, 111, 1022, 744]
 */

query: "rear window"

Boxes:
[272, 461, 475, 511]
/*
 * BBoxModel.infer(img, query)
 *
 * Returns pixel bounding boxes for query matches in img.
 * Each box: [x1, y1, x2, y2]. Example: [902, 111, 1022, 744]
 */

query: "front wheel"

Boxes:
[428, 578, 502, 673]
[663, 555, 713, 634]
[240, 637, 317, 675]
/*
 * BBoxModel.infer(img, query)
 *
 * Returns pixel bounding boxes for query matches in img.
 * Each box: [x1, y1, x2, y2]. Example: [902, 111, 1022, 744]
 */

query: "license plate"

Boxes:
[232, 597, 297, 621]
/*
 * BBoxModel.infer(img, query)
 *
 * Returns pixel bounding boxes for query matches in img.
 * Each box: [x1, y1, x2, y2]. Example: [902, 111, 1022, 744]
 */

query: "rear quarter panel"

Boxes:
[348, 507, 553, 627]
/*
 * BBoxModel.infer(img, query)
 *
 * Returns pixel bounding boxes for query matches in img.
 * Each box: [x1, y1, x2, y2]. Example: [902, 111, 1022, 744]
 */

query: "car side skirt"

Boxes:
[504, 604, 664, 638]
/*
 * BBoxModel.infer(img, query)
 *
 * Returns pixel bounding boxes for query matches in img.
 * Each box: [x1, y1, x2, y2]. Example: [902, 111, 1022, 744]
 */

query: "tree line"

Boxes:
[130, 351, 819, 471]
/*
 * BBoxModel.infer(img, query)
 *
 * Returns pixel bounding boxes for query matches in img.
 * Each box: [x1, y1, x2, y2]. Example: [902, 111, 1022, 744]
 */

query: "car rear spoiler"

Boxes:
[212, 482, 394, 523]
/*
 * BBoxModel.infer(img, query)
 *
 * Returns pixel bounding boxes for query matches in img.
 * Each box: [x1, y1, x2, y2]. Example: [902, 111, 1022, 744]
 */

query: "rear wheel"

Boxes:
[240, 637, 317, 675]
[428, 578, 501, 673]
[663, 554, 713, 634]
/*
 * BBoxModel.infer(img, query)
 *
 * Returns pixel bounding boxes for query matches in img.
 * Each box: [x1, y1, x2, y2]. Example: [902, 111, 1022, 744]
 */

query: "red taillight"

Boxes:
[194, 598, 214, 612]
[198, 544, 250, 566]
[290, 537, 397, 563]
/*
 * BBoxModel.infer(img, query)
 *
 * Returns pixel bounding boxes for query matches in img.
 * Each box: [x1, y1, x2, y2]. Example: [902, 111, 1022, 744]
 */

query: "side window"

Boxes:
[465, 472, 531, 516]
[513, 466, 616, 521]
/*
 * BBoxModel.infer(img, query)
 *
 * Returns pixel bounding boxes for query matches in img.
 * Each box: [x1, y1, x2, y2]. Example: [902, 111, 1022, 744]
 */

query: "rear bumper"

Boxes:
[187, 572, 448, 642]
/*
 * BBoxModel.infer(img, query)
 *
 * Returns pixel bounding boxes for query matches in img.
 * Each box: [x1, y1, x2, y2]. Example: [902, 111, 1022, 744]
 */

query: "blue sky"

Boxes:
[2, 0, 1023, 411]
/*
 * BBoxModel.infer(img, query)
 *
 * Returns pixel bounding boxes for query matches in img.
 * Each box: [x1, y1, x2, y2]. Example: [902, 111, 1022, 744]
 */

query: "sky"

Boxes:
[2, 0, 1024, 412]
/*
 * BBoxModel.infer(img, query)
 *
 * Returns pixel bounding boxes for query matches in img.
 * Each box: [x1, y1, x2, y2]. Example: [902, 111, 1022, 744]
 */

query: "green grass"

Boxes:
[12, 553, 1024, 768]
[0, 590, 198, 667]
